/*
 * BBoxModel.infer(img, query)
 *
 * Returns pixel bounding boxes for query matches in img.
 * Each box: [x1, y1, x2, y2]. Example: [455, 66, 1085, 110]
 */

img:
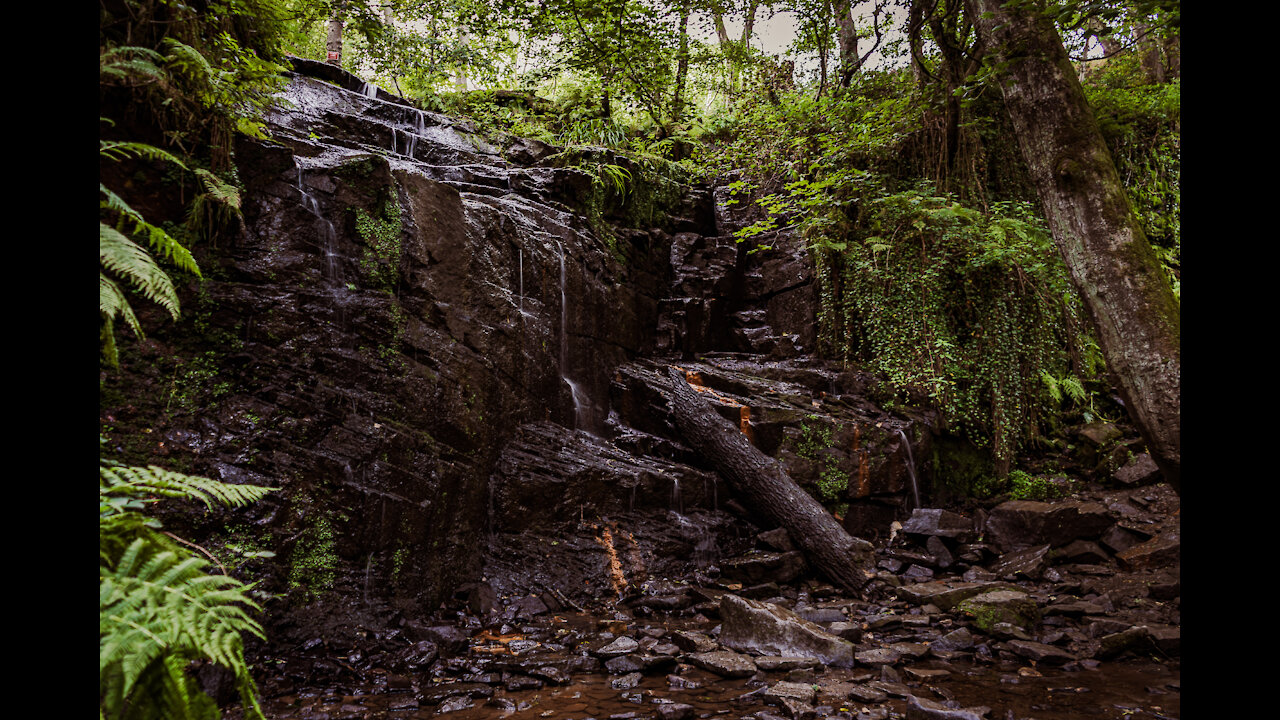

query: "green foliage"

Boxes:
[353, 195, 404, 291]
[1084, 71, 1180, 298]
[712, 66, 1115, 472]
[1007, 469, 1072, 501]
[288, 512, 340, 599]
[788, 177, 1096, 465]
[967, 468, 1074, 501]
[100, 5, 289, 717]
[100, 0, 289, 366]
[100, 452, 275, 720]
[99, 137, 203, 368]
[794, 416, 849, 503]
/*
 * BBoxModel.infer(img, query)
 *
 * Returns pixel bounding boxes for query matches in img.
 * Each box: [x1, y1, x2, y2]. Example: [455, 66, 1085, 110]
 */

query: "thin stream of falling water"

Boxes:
[294, 161, 340, 286]
[557, 241, 587, 430]
[896, 428, 921, 510]
[407, 108, 424, 158]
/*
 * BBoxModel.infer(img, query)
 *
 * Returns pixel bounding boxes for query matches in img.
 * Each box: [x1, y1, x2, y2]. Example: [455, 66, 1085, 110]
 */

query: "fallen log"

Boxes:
[665, 367, 873, 591]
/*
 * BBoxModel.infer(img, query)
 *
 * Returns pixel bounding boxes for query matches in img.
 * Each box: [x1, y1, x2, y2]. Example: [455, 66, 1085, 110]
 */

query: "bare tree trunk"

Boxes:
[666, 368, 874, 590]
[672, 0, 691, 125]
[835, 0, 859, 86]
[816, 21, 829, 96]
[967, 0, 1180, 493]
[455, 30, 469, 91]
[741, 1, 760, 47]
[711, 5, 738, 91]
[325, 10, 345, 66]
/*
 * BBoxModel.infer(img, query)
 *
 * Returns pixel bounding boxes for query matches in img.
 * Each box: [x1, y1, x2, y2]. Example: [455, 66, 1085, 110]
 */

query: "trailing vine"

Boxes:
[738, 166, 1101, 472]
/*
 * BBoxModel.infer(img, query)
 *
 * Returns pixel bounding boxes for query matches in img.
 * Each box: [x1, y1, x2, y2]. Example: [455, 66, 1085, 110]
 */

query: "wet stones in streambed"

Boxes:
[655, 701, 697, 720]
[671, 629, 718, 653]
[894, 580, 1022, 611]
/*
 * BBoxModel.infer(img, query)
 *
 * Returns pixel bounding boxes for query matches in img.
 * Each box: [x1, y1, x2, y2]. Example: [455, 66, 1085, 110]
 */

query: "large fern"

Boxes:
[100, 455, 275, 720]
[98, 133, 204, 367]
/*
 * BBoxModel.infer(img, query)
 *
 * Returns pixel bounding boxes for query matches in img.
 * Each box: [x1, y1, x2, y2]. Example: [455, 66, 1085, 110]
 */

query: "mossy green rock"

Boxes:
[957, 589, 1041, 633]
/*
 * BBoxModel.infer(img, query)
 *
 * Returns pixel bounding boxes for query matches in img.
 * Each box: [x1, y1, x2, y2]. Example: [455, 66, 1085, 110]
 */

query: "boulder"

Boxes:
[894, 580, 1021, 611]
[905, 695, 991, 720]
[717, 594, 855, 667]
[901, 508, 978, 542]
[720, 551, 809, 585]
[1004, 639, 1076, 665]
[956, 589, 1041, 633]
[1113, 452, 1161, 486]
[988, 544, 1052, 579]
[983, 499, 1113, 551]
[1116, 533, 1180, 570]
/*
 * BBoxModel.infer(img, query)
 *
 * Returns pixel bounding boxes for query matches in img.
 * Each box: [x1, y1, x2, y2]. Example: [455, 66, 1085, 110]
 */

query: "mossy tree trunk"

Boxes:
[967, 0, 1180, 493]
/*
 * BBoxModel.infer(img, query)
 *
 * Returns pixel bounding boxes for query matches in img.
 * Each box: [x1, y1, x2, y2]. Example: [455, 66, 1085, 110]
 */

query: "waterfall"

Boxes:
[670, 475, 683, 515]
[294, 162, 340, 287]
[557, 241, 588, 431]
[361, 81, 379, 99]
[406, 108, 424, 159]
[896, 428, 921, 510]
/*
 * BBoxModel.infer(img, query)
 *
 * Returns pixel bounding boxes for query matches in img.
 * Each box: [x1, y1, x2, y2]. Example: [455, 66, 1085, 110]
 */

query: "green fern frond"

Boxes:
[100, 185, 202, 276]
[162, 38, 217, 92]
[99, 455, 274, 720]
[100, 273, 142, 368]
[1060, 375, 1087, 404]
[99, 140, 188, 170]
[100, 222, 181, 320]
[100, 463, 276, 512]
[100, 274, 142, 337]
[192, 169, 241, 212]
[100, 541, 265, 720]
[1039, 369, 1062, 404]
[100, 46, 166, 86]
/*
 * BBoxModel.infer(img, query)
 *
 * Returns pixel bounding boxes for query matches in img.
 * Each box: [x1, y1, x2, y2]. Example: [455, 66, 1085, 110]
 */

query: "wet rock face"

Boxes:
[106, 57, 941, 656]
[489, 422, 721, 533]
[107, 61, 695, 624]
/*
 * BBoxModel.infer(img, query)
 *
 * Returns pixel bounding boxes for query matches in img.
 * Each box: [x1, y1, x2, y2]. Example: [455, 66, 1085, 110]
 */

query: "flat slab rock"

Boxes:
[686, 650, 758, 678]
[983, 499, 1113, 551]
[717, 594, 855, 667]
[894, 580, 1021, 611]
[764, 680, 817, 706]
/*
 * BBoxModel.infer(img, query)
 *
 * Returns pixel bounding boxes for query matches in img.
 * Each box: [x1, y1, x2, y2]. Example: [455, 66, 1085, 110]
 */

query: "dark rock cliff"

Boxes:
[99, 59, 937, 646]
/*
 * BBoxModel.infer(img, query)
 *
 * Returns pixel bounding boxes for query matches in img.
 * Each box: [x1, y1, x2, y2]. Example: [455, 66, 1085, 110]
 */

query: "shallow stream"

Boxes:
[250, 611, 1179, 720]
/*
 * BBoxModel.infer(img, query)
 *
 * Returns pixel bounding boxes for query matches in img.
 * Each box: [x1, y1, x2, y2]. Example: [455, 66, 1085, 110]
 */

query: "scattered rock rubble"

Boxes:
[242, 481, 1179, 720]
